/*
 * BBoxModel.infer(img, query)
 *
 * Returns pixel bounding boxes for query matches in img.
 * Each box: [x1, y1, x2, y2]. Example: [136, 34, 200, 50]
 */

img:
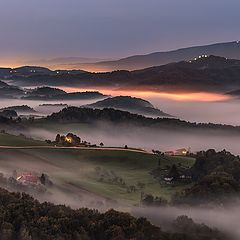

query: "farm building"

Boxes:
[175, 148, 188, 156]
[17, 173, 39, 185]
[164, 148, 189, 156]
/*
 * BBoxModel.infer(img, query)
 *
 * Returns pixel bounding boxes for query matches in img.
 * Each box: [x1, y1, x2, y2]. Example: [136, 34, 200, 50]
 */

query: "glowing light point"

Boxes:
[65, 137, 72, 143]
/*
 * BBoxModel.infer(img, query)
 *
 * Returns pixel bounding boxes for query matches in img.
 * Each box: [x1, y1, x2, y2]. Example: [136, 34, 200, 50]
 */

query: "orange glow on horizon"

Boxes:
[62, 87, 231, 102]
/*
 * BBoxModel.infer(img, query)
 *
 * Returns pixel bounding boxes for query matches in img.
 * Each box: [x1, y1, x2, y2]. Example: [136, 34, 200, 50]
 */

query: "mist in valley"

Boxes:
[0, 98, 100, 116]
[0, 149, 240, 239]
[149, 96, 240, 126]
[2, 86, 240, 125]
[131, 205, 240, 239]
[2, 89, 240, 155]
[0, 149, 238, 239]
[0, 149, 114, 210]
[2, 93, 240, 239]
[62, 87, 240, 125]
[19, 122, 240, 155]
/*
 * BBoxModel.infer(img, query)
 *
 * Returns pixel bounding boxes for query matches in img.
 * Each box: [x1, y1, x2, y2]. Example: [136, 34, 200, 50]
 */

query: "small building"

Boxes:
[164, 148, 189, 156]
[17, 173, 39, 185]
[175, 148, 188, 156]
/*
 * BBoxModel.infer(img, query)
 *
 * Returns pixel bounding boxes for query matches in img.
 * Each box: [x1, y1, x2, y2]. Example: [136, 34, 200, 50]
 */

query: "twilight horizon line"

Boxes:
[1, 40, 240, 70]
[0, 0, 240, 67]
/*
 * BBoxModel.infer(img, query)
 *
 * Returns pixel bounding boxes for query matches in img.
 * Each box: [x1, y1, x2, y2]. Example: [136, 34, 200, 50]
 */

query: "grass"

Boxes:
[0, 132, 47, 146]
[0, 146, 195, 205]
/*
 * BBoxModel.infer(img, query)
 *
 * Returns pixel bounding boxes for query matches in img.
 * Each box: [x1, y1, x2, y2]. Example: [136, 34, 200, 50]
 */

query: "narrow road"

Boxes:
[0, 145, 152, 154]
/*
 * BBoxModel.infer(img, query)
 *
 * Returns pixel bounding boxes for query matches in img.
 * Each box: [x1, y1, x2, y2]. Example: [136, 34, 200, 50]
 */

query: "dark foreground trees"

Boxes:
[0, 188, 228, 240]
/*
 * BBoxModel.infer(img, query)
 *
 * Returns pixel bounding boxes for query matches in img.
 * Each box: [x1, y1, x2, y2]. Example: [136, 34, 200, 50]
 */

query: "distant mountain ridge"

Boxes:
[5, 55, 240, 93]
[64, 41, 240, 71]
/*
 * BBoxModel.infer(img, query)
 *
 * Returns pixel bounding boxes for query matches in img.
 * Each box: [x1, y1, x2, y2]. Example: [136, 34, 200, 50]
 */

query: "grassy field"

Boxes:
[0, 132, 47, 146]
[0, 146, 195, 206]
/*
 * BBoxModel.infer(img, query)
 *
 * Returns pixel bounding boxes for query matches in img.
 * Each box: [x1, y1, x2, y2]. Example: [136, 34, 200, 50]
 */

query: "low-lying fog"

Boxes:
[149, 96, 240, 126]
[2, 87, 240, 125]
[23, 123, 240, 155]
[2, 89, 240, 239]
[0, 98, 99, 110]
[131, 206, 240, 239]
[1, 165, 240, 239]
[2, 88, 240, 154]
[0, 150, 239, 239]
[62, 87, 240, 125]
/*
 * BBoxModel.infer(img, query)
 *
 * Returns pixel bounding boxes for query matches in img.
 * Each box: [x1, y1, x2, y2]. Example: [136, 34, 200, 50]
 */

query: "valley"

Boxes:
[1, 1, 240, 238]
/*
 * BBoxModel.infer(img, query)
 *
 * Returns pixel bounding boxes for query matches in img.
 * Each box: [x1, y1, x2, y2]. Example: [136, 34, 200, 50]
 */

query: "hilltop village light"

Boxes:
[182, 150, 187, 155]
[65, 137, 72, 143]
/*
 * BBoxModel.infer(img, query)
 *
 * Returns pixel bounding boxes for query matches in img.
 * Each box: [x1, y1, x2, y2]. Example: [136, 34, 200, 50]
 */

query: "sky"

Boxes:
[0, 0, 240, 66]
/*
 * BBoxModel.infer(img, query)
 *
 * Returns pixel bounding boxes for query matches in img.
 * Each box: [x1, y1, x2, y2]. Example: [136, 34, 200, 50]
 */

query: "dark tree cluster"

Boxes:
[0, 110, 17, 118]
[173, 149, 240, 205]
[141, 193, 168, 207]
[55, 133, 81, 146]
[0, 188, 228, 240]
[0, 116, 12, 124]
[47, 107, 240, 134]
[190, 149, 240, 181]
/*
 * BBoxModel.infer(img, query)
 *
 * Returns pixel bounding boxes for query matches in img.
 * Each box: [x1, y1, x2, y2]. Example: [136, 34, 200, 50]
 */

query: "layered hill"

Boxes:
[0, 80, 25, 98]
[46, 107, 240, 133]
[4, 56, 240, 93]
[23, 87, 107, 100]
[0, 105, 36, 114]
[0, 80, 9, 88]
[84, 96, 172, 117]
[0, 86, 24, 98]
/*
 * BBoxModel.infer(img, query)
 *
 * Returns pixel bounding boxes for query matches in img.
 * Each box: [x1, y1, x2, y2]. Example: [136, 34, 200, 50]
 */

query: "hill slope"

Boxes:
[70, 41, 240, 71]
[84, 96, 172, 117]
[0, 105, 36, 114]
[46, 107, 240, 133]
[8, 86, 108, 101]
